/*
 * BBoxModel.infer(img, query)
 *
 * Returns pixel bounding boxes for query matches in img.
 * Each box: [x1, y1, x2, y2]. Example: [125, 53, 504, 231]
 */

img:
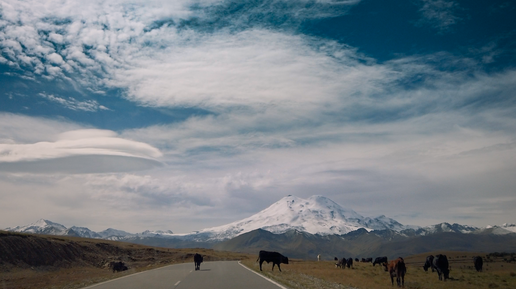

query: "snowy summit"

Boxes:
[196, 195, 407, 240]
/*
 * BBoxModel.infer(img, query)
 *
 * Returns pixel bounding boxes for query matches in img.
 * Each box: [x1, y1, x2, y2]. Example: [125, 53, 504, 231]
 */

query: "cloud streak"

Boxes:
[416, 0, 462, 32]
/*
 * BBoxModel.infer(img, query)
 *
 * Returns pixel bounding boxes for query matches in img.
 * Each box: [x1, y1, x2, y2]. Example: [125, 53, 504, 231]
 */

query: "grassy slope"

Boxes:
[241, 251, 516, 289]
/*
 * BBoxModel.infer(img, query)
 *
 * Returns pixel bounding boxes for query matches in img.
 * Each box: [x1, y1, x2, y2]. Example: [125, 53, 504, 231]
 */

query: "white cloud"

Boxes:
[0, 126, 163, 173]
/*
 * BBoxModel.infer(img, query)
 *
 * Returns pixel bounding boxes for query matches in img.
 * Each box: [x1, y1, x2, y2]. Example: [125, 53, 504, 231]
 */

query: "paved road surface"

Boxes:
[83, 261, 286, 289]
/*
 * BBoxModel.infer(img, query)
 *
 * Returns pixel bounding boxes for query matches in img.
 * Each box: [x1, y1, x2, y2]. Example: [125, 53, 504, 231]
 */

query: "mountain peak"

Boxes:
[198, 195, 403, 240]
[31, 219, 65, 228]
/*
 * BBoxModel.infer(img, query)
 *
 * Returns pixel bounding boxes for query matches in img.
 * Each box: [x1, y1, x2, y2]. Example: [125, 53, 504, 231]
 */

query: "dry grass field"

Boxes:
[241, 251, 516, 289]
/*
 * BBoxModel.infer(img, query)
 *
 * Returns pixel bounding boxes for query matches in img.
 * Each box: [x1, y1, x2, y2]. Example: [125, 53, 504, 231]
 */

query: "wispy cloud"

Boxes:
[416, 0, 462, 32]
[39, 93, 109, 112]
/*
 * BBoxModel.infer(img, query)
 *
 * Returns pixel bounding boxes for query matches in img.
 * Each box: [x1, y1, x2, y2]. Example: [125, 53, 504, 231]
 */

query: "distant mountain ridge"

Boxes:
[4, 195, 515, 247]
[4, 219, 175, 241]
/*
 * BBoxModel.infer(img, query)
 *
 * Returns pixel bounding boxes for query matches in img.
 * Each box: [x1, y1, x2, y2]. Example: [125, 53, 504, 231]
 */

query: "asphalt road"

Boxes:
[83, 261, 286, 289]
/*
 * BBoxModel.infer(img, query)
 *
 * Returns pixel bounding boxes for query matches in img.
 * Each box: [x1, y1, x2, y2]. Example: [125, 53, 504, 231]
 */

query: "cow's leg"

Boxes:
[272, 263, 275, 271]
[278, 263, 281, 272]
[259, 260, 264, 271]
[390, 274, 394, 286]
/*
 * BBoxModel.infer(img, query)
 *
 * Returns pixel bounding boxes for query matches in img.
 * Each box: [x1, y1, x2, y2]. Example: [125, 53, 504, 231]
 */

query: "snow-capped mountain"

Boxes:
[501, 223, 516, 233]
[6, 219, 67, 235]
[4, 196, 514, 245]
[3, 219, 167, 240]
[65, 226, 101, 239]
[97, 228, 136, 240]
[406, 222, 479, 236]
[482, 223, 516, 235]
[193, 195, 409, 241]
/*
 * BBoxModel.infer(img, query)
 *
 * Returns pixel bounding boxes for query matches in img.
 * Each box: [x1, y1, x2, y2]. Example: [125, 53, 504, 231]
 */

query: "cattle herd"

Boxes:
[331, 253, 486, 287]
[187, 250, 486, 287]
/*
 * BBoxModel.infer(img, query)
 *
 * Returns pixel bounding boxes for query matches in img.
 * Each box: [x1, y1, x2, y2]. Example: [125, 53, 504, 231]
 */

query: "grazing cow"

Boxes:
[346, 258, 354, 268]
[474, 256, 483, 272]
[373, 256, 388, 266]
[334, 257, 338, 261]
[257, 250, 289, 272]
[355, 258, 359, 262]
[335, 257, 345, 268]
[361, 257, 373, 263]
[110, 261, 128, 273]
[383, 257, 406, 287]
[433, 254, 450, 281]
[423, 255, 435, 272]
[194, 253, 203, 271]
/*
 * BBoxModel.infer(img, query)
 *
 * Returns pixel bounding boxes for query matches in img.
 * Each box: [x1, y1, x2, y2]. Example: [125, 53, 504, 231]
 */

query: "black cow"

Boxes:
[433, 254, 450, 281]
[423, 255, 435, 272]
[362, 257, 373, 263]
[373, 256, 388, 266]
[336, 257, 345, 268]
[355, 258, 359, 262]
[194, 253, 203, 271]
[474, 256, 483, 272]
[346, 258, 353, 268]
[257, 250, 289, 272]
[334, 257, 339, 261]
[110, 261, 128, 273]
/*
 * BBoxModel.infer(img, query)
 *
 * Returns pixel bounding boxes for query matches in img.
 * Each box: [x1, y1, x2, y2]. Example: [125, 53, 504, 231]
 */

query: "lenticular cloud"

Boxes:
[0, 129, 163, 173]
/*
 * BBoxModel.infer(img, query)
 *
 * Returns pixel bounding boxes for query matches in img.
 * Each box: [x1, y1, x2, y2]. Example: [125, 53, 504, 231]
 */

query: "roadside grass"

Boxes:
[241, 251, 516, 289]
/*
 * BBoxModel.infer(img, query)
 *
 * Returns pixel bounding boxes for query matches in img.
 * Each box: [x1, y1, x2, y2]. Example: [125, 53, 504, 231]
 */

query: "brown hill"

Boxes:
[0, 230, 251, 289]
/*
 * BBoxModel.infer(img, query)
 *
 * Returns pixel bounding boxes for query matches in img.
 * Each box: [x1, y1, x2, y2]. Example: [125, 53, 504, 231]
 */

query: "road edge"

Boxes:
[238, 261, 289, 289]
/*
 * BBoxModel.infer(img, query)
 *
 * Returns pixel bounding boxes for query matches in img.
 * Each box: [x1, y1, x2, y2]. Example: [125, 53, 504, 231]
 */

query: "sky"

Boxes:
[1, 0, 515, 234]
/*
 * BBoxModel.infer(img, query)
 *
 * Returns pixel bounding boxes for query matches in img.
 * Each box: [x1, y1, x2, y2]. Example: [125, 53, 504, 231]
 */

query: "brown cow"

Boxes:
[383, 257, 406, 287]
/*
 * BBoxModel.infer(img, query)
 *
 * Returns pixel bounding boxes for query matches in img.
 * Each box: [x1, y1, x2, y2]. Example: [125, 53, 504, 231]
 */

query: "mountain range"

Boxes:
[4, 195, 516, 259]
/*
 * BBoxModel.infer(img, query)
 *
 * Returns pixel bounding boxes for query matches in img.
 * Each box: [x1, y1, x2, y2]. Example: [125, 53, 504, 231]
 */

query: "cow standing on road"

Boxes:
[194, 253, 203, 271]
[257, 250, 289, 272]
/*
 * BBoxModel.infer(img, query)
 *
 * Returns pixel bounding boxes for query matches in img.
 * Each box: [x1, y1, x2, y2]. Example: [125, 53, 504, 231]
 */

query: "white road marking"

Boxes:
[174, 281, 181, 286]
[238, 261, 288, 289]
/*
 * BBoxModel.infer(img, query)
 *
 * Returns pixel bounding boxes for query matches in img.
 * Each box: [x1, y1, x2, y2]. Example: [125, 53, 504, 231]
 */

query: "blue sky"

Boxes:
[1, 0, 515, 233]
